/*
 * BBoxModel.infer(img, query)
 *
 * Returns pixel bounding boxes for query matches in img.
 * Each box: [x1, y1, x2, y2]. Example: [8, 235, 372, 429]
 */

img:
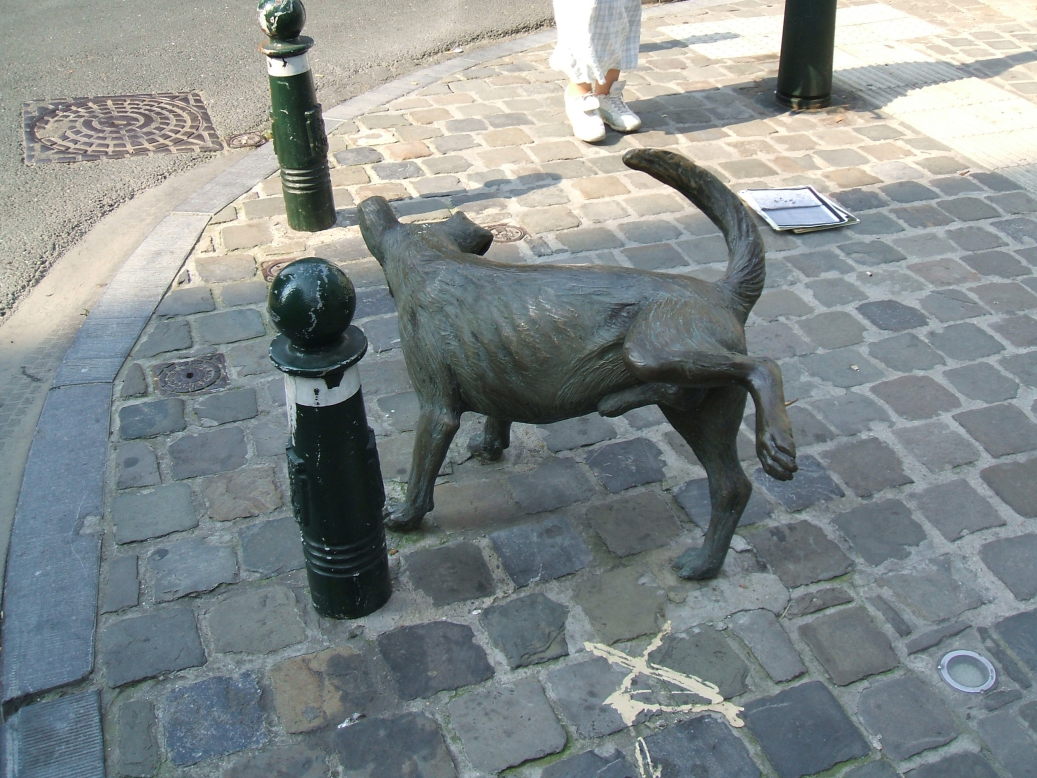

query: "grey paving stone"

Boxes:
[947, 225, 1007, 251]
[119, 362, 148, 397]
[539, 414, 617, 452]
[113, 698, 159, 777]
[376, 621, 493, 699]
[993, 216, 1037, 244]
[540, 747, 633, 778]
[913, 479, 1005, 541]
[118, 397, 186, 439]
[405, 541, 496, 605]
[962, 249, 1031, 278]
[786, 586, 853, 618]
[650, 624, 749, 698]
[116, 440, 161, 489]
[149, 538, 238, 602]
[373, 160, 423, 180]
[799, 606, 899, 686]
[168, 426, 248, 479]
[800, 347, 885, 387]
[101, 554, 140, 614]
[639, 715, 760, 778]
[786, 248, 853, 277]
[753, 289, 812, 320]
[480, 592, 569, 668]
[225, 744, 331, 778]
[508, 456, 595, 514]
[905, 621, 969, 654]
[999, 351, 1037, 386]
[447, 678, 566, 773]
[981, 534, 1037, 600]
[812, 391, 892, 434]
[239, 515, 305, 576]
[4, 691, 105, 778]
[995, 609, 1037, 675]
[981, 457, 1037, 517]
[904, 752, 1000, 778]
[992, 314, 1037, 347]
[858, 674, 958, 760]
[746, 321, 814, 359]
[193, 309, 266, 345]
[587, 491, 683, 557]
[839, 239, 906, 266]
[623, 242, 687, 270]
[745, 681, 869, 778]
[787, 404, 838, 446]
[976, 708, 1037, 778]
[574, 566, 666, 645]
[111, 483, 198, 544]
[585, 437, 666, 493]
[157, 287, 215, 316]
[954, 403, 1037, 457]
[873, 372, 965, 422]
[747, 520, 852, 588]
[833, 499, 927, 565]
[200, 466, 282, 521]
[221, 280, 268, 307]
[824, 438, 913, 498]
[329, 712, 457, 778]
[755, 454, 844, 512]
[870, 333, 946, 372]
[490, 515, 592, 586]
[729, 608, 806, 682]
[858, 298, 933, 331]
[973, 281, 1037, 313]
[807, 277, 868, 306]
[893, 203, 955, 228]
[893, 421, 980, 473]
[269, 644, 399, 733]
[909, 257, 980, 286]
[798, 311, 866, 349]
[138, 319, 192, 357]
[100, 607, 205, 686]
[195, 387, 259, 425]
[881, 181, 939, 202]
[163, 673, 267, 766]
[207, 585, 305, 654]
[334, 147, 383, 166]
[920, 288, 988, 321]
[944, 362, 1019, 402]
[881, 555, 985, 622]
[871, 594, 913, 637]
[543, 656, 630, 738]
[939, 196, 1000, 221]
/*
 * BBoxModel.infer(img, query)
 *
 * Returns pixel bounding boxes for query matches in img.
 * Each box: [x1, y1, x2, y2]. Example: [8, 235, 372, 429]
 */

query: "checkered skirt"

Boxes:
[550, 0, 642, 84]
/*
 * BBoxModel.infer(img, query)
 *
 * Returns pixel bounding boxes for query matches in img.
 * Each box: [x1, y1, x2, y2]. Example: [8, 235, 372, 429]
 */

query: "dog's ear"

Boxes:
[441, 212, 494, 256]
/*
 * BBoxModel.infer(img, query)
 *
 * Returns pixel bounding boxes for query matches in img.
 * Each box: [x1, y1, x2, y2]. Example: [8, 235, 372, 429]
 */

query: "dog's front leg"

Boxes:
[468, 416, 511, 462]
[387, 405, 460, 531]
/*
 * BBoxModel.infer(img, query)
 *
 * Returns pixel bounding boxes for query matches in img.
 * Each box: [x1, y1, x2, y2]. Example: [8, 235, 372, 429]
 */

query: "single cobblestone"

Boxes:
[479, 592, 569, 669]
[858, 674, 958, 760]
[328, 712, 457, 778]
[981, 534, 1037, 600]
[111, 483, 198, 544]
[799, 606, 899, 686]
[748, 520, 852, 588]
[405, 541, 496, 605]
[148, 537, 238, 602]
[100, 607, 205, 687]
[376, 621, 493, 700]
[163, 673, 267, 766]
[833, 499, 926, 565]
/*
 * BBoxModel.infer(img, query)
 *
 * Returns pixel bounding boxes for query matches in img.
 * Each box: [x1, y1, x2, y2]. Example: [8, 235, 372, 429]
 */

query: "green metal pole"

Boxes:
[258, 0, 336, 232]
[775, 0, 838, 109]
[269, 258, 391, 618]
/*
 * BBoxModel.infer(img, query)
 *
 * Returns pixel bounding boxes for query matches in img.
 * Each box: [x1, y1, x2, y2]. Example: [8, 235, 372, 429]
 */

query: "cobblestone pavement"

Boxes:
[4, 0, 1037, 775]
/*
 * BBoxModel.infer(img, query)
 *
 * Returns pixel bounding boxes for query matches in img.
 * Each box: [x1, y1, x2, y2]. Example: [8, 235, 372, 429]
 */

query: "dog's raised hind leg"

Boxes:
[388, 404, 460, 531]
[468, 416, 511, 462]
[660, 388, 752, 580]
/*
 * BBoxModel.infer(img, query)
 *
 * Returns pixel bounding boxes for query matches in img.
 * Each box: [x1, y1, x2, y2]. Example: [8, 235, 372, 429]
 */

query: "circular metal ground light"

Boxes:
[23, 92, 223, 164]
[938, 650, 997, 693]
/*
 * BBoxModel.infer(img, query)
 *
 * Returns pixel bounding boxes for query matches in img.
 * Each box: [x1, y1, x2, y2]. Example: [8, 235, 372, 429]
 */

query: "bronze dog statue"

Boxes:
[358, 148, 796, 580]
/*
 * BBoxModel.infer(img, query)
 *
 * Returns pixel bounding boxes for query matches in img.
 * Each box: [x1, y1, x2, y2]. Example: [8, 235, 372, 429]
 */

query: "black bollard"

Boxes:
[775, 0, 838, 109]
[268, 257, 391, 618]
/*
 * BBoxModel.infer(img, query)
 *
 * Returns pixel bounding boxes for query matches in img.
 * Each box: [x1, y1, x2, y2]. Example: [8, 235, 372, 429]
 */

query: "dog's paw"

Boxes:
[672, 547, 723, 581]
[384, 504, 424, 532]
[757, 430, 797, 482]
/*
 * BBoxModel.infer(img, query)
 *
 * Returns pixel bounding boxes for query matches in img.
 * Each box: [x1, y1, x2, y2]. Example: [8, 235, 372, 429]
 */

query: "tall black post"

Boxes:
[268, 258, 391, 618]
[775, 0, 838, 109]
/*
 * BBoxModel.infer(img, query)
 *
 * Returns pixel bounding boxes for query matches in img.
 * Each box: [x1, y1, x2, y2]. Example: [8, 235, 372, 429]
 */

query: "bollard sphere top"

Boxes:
[269, 257, 356, 351]
[258, 0, 306, 41]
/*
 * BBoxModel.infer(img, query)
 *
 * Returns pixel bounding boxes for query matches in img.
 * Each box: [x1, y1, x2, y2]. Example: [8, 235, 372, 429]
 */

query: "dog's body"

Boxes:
[359, 149, 796, 580]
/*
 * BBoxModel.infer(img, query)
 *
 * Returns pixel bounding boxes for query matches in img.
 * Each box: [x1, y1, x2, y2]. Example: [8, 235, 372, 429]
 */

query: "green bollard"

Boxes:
[775, 0, 838, 109]
[269, 258, 392, 618]
[258, 0, 336, 232]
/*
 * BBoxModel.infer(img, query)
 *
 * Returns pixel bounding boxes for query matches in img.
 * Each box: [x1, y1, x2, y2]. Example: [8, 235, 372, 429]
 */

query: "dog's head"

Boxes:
[358, 196, 494, 268]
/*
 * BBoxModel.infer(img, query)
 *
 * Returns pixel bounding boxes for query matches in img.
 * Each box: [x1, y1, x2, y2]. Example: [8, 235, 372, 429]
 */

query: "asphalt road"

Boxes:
[1, 0, 554, 318]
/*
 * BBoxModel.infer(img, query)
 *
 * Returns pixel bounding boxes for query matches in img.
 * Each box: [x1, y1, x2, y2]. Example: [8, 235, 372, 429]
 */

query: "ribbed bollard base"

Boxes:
[302, 535, 392, 619]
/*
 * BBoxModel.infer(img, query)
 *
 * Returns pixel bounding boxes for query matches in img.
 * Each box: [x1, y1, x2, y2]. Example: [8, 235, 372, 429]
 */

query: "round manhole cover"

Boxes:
[23, 92, 223, 164]
[155, 355, 228, 394]
[487, 223, 529, 243]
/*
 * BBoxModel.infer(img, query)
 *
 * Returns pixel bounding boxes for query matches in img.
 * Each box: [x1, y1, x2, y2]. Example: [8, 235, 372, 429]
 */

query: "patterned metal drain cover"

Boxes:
[261, 258, 300, 282]
[154, 354, 229, 395]
[22, 92, 223, 164]
[487, 223, 529, 243]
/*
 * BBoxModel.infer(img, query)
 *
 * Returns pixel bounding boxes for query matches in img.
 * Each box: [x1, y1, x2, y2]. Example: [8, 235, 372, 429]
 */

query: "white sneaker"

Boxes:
[565, 92, 606, 143]
[598, 81, 641, 132]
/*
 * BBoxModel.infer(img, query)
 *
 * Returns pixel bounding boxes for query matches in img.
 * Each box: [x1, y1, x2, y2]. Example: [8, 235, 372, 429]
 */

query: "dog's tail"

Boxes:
[622, 149, 765, 320]
[358, 196, 401, 267]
